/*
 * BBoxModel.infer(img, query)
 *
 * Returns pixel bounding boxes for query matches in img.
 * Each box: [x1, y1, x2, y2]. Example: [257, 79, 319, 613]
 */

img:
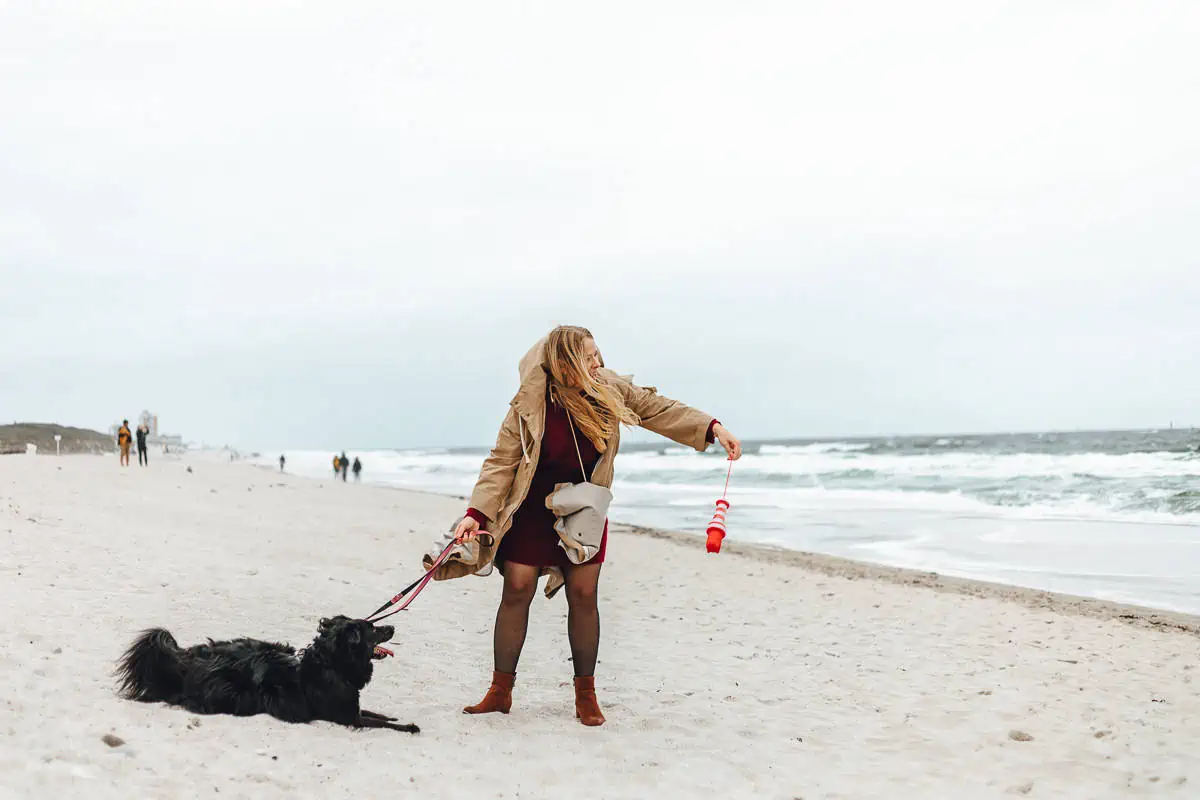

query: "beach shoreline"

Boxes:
[252, 441, 1200, 617]
[613, 523, 1200, 636]
[253, 457, 1200, 635]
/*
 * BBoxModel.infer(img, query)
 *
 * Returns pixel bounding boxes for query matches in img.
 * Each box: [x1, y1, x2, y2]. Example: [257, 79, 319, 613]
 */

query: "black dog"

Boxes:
[116, 615, 418, 733]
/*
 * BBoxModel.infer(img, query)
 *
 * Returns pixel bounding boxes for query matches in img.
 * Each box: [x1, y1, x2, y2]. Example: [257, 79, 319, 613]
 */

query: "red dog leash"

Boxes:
[367, 539, 460, 660]
[366, 533, 495, 625]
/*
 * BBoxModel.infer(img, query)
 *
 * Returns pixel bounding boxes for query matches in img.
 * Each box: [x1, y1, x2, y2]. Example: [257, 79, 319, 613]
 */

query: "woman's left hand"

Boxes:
[712, 423, 743, 461]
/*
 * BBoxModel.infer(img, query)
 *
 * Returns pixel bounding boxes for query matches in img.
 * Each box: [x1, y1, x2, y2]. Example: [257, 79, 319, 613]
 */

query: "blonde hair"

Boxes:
[544, 325, 639, 452]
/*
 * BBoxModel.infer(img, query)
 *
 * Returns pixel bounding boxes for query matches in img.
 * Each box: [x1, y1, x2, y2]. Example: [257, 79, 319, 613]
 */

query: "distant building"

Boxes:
[112, 411, 184, 452]
[138, 410, 159, 437]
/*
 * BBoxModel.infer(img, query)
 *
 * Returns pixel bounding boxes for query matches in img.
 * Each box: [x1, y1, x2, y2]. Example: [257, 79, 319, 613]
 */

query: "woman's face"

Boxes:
[581, 337, 602, 382]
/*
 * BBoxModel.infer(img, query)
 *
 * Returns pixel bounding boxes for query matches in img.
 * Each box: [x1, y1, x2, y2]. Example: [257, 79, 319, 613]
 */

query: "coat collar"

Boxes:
[509, 338, 639, 416]
[510, 336, 550, 418]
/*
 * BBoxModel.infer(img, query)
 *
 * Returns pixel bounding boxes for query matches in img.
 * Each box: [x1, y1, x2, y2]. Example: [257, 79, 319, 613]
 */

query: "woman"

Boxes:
[450, 325, 742, 726]
[117, 420, 133, 467]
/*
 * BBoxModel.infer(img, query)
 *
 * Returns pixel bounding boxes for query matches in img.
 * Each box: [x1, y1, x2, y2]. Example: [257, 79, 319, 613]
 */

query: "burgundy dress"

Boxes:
[468, 393, 607, 569]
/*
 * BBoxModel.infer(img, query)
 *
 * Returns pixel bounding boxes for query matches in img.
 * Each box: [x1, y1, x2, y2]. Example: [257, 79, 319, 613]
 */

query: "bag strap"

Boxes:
[557, 390, 591, 483]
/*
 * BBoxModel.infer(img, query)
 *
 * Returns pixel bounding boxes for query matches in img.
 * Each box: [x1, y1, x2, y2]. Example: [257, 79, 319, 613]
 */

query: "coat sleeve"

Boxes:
[466, 405, 525, 522]
[611, 376, 715, 452]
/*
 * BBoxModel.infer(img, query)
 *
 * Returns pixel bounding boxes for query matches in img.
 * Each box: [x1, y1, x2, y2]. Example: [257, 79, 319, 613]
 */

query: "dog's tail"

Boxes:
[116, 628, 185, 702]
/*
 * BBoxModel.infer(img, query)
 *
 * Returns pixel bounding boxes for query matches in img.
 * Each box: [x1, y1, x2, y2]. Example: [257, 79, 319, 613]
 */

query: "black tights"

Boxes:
[492, 561, 602, 678]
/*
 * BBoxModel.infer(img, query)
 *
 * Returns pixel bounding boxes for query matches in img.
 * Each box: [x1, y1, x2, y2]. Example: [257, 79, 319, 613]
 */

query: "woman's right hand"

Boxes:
[454, 515, 482, 542]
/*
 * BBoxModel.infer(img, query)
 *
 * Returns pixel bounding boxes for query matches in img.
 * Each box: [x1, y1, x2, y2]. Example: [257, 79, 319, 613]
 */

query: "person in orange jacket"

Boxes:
[117, 420, 133, 467]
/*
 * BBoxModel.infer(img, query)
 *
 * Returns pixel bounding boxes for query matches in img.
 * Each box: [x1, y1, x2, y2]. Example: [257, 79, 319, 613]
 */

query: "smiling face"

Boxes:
[546, 326, 602, 388]
[581, 337, 602, 382]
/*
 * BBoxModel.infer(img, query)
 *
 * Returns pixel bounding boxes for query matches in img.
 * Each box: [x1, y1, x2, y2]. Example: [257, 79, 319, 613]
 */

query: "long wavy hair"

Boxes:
[544, 325, 639, 452]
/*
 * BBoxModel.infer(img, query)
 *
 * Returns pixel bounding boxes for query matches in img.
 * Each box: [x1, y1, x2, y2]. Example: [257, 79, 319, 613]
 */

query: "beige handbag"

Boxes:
[545, 402, 612, 565]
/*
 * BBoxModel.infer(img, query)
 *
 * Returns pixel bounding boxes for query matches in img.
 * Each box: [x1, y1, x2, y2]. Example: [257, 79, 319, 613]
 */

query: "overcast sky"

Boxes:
[2, 1, 1198, 451]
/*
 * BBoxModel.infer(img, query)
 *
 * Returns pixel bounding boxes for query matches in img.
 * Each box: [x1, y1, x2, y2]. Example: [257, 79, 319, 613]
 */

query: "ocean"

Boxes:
[260, 429, 1200, 614]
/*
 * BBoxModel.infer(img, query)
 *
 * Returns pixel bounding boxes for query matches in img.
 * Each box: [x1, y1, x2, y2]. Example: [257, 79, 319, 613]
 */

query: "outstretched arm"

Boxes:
[610, 375, 742, 459]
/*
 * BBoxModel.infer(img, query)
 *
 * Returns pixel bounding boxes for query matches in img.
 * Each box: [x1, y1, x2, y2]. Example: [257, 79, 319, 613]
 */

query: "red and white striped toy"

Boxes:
[706, 460, 734, 553]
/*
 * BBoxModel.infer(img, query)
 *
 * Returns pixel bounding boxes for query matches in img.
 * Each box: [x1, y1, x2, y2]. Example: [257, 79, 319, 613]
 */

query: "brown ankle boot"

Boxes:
[463, 670, 515, 715]
[573, 676, 605, 726]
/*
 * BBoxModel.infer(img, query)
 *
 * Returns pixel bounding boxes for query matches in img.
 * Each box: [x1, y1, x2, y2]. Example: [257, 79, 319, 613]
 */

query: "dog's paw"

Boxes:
[357, 710, 396, 724]
[360, 710, 398, 722]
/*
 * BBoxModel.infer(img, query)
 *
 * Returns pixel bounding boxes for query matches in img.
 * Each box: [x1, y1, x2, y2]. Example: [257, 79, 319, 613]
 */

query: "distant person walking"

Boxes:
[280, 454, 287, 472]
[136, 423, 149, 467]
[332, 454, 340, 476]
[340, 452, 349, 482]
[352, 457, 362, 482]
[117, 420, 133, 467]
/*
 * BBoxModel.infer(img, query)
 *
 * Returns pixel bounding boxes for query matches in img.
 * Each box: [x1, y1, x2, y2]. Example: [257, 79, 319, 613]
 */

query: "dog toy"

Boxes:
[706, 460, 734, 553]
[372, 645, 395, 660]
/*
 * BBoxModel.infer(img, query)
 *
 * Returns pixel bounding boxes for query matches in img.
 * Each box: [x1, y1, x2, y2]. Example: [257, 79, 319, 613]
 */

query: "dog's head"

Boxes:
[310, 616, 395, 689]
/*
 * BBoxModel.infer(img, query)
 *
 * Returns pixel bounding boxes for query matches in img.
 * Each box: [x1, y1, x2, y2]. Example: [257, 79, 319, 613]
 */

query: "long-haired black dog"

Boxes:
[116, 615, 418, 733]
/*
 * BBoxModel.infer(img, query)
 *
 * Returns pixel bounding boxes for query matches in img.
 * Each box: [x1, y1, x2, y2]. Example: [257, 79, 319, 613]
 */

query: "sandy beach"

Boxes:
[2, 453, 1198, 799]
